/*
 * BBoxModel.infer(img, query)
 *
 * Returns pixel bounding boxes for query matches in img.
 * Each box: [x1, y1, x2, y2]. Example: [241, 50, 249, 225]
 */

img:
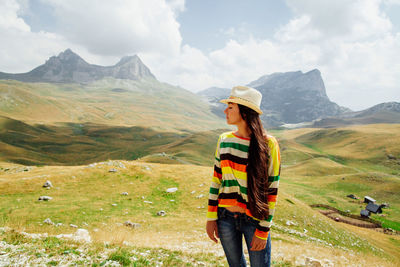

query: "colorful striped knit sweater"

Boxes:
[207, 131, 281, 240]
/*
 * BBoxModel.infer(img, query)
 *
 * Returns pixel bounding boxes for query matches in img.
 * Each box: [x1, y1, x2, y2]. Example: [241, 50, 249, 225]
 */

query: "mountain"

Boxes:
[313, 102, 400, 127]
[0, 50, 225, 132]
[0, 49, 155, 83]
[197, 69, 350, 126]
[249, 69, 350, 125]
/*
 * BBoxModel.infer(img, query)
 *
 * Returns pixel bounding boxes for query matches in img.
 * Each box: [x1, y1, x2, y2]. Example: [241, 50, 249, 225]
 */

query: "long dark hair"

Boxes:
[238, 104, 270, 219]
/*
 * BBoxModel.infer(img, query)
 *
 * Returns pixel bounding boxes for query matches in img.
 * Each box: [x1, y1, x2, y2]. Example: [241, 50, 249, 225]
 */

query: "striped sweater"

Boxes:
[207, 131, 281, 240]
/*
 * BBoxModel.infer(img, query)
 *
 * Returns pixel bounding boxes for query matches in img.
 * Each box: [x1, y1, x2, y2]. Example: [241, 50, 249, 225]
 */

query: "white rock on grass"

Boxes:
[38, 196, 52, 201]
[56, 228, 91, 243]
[196, 194, 204, 199]
[166, 187, 178, 193]
[157, 210, 166, 216]
[121, 192, 129, 196]
[109, 168, 117, 173]
[43, 218, 54, 225]
[42, 181, 52, 188]
[111, 203, 117, 206]
[124, 221, 141, 228]
[305, 257, 323, 267]
[69, 224, 78, 228]
[143, 200, 153, 204]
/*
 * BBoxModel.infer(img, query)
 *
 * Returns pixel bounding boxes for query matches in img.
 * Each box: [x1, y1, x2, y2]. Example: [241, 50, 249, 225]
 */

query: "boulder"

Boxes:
[38, 196, 52, 201]
[42, 181, 53, 188]
[157, 210, 166, 216]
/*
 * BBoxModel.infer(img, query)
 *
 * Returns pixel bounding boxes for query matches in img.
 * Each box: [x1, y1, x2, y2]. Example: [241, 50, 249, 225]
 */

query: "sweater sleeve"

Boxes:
[254, 136, 281, 240]
[207, 135, 223, 221]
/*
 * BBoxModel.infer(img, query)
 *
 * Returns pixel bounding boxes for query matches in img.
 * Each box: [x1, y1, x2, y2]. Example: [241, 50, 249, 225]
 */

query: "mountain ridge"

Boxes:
[0, 49, 155, 83]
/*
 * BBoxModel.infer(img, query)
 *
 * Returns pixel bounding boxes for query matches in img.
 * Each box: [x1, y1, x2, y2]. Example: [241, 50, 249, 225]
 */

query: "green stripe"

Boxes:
[266, 215, 273, 222]
[268, 175, 280, 182]
[215, 157, 220, 162]
[209, 187, 219, 195]
[220, 142, 249, 153]
[222, 180, 247, 194]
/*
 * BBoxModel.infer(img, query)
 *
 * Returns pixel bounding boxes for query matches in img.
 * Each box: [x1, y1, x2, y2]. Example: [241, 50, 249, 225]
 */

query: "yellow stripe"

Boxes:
[207, 211, 218, 219]
[221, 166, 247, 180]
[268, 202, 276, 210]
[212, 177, 221, 184]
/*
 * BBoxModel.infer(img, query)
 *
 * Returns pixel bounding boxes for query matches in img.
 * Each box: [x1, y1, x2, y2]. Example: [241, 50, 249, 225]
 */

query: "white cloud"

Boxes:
[41, 0, 182, 57]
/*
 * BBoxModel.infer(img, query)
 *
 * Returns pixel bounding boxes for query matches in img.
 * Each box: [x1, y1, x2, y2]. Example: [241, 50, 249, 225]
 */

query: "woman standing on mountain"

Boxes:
[206, 86, 281, 267]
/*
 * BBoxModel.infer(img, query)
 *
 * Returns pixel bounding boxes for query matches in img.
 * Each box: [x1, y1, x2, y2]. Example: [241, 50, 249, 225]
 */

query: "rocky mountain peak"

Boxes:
[0, 49, 155, 83]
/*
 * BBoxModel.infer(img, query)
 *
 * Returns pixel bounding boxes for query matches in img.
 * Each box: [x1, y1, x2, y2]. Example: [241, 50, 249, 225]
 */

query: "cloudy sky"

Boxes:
[1, 0, 399, 110]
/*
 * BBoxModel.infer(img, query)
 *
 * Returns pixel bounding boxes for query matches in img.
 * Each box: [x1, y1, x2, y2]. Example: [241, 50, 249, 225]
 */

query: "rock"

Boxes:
[157, 210, 166, 216]
[124, 221, 141, 228]
[57, 228, 91, 243]
[70, 224, 78, 228]
[286, 220, 298, 226]
[43, 218, 54, 225]
[305, 257, 322, 267]
[335, 217, 340, 222]
[121, 192, 129, 196]
[38, 196, 52, 201]
[166, 187, 178, 193]
[347, 194, 358, 199]
[196, 194, 204, 199]
[191, 190, 196, 194]
[111, 203, 117, 206]
[143, 200, 153, 204]
[387, 154, 396, 160]
[0, 251, 6, 255]
[42, 181, 53, 188]
[109, 168, 117, 173]
[55, 223, 63, 227]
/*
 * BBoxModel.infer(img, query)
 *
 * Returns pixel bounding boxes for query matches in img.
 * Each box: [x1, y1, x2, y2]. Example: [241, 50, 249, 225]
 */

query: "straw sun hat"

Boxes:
[220, 86, 263, 115]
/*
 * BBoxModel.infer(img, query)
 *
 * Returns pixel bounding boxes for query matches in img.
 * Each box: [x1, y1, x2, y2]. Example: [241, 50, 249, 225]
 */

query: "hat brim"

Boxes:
[220, 98, 263, 115]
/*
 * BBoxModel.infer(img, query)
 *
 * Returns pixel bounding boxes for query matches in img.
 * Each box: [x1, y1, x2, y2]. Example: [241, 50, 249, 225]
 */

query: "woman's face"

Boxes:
[224, 103, 244, 125]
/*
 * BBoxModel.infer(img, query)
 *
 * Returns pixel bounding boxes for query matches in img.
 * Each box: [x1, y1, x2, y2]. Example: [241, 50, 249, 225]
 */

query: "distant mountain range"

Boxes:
[0, 49, 155, 83]
[198, 70, 400, 127]
[0, 49, 399, 129]
[0, 49, 224, 132]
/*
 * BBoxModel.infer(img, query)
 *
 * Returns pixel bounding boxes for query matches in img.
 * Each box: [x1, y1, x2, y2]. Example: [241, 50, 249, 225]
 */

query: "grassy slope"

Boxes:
[0, 79, 224, 132]
[0, 160, 398, 266]
[0, 115, 230, 166]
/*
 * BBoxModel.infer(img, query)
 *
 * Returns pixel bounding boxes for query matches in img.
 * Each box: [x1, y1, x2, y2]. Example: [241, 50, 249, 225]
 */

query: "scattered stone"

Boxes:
[196, 194, 204, 199]
[345, 210, 351, 213]
[0, 251, 6, 255]
[42, 181, 53, 188]
[143, 200, 153, 204]
[166, 187, 178, 193]
[191, 190, 196, 194]
[43, 218, 54, 225]
[305, 257, 322, 267]
[109, 168, 117, 173]
[111, 203, 117, 206]
[57, 228, 91, 243]
[143, 165, 151, 171]
[121, 192, 129, 196]
[199, 183, 205, 187]
[55, 223, 63, 227]
[335, 217, 340, 222]
[124, 221, 141, 228]
[303, 228, 308, 234]
[38, 196, 52, 201]
[69, 224, 78, 228]
[157, 210, 166, 216]
[170, 199, 175, 202]
[347, 194, 358, 200]
[286, 220, 298, 226]
[387, 154, 396, 160]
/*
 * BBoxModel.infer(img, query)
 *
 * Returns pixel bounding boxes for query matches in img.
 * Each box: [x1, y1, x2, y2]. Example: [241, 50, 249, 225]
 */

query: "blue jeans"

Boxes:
[217, 207, 271, 267]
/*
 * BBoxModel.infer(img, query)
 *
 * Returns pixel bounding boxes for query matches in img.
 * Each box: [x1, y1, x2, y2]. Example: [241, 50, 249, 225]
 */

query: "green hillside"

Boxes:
[0, 116, 229, 166]
[0, 79, 224, 132]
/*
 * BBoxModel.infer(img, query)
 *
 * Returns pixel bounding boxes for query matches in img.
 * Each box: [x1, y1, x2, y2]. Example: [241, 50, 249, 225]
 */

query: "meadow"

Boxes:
[0, 123, 400, 266]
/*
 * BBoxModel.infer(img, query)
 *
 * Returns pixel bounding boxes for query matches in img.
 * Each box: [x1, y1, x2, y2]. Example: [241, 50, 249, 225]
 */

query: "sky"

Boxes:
[0, 0, 399, 111]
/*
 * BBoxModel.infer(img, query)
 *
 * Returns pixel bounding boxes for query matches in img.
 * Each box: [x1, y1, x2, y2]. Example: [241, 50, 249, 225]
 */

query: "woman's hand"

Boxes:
[206, 221, 219, 243]
[250, 234, 267, 251]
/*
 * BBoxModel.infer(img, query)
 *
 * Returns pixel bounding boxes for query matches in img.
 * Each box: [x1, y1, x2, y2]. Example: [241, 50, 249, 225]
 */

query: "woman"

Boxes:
[206, 86, 281, 267]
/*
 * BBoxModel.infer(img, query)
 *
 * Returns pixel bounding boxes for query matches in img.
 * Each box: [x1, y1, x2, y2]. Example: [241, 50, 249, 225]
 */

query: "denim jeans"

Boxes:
[217, 207, 271, 267]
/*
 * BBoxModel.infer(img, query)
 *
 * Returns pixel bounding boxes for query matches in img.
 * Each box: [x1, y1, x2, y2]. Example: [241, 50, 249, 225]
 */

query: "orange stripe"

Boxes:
[213, 171, 222, 179]
[255, 229, 269, 239]
[267, 195, 277, 202]
[220, 160, 247, 172]
[218, 199, 247, 210]
[208, 206, 218, 212]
